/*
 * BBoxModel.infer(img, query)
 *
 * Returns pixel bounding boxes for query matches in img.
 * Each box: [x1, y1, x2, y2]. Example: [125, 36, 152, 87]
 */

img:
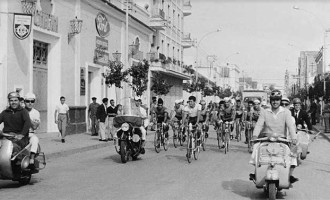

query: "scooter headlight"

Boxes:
[121, 123, 129, 131]
[269, 137, 277, 142]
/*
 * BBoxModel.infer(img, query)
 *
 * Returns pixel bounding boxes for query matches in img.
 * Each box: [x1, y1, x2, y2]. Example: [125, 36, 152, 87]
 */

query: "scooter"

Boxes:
[250, 133, 292, 200]
[113, 115, 144, 163]
[296, 125, 320, 163]
[0, 132, 46, 185]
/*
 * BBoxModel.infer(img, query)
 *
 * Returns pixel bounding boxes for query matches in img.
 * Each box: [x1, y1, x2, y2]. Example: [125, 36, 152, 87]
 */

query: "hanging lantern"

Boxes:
[68, 16, 83, 43]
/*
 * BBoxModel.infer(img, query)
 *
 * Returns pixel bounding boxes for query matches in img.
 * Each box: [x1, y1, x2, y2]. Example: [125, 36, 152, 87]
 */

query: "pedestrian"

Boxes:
[309, 98, 317, 125]
[54, 96, 70, 143]
[88, 97, 100, 136]
[316, 99, 321, 123]
[96, 98, 109, 141]
[107, 99, 117, 140]
[322, 99, 330, 133]
[292, 98, 312, 130]
[117, 104, 123, 115]
[24, 92, 40, 168]
[150, 97, 157, 131]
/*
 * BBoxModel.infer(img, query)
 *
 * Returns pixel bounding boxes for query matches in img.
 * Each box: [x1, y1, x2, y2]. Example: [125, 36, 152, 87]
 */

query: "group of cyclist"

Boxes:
[149, 95, 267, 149]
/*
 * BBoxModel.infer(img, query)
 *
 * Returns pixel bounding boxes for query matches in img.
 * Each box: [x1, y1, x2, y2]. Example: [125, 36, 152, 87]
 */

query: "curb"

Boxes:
[46, 142, 113, 160]
[320, 132, 330, 142]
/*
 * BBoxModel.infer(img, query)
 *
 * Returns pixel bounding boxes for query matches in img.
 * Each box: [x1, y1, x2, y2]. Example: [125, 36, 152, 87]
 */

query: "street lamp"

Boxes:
[293, 6, 327, 97]
[195, 28, 221, 82]
[225, 52, 240, 65]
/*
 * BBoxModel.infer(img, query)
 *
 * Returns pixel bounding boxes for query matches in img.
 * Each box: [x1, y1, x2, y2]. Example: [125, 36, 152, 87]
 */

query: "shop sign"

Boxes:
[96, 36, 108, 50]
[95, 13, 110, 38]
[94, 49, 109, 66]
[13, 13, 32, 40]
[80, 68, 86, 96]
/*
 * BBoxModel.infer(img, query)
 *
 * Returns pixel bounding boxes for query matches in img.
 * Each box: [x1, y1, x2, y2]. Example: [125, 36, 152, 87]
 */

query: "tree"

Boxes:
[126, 60, 149, 96]
[103, 61, 128, 88]
[151, 72, 173, 96]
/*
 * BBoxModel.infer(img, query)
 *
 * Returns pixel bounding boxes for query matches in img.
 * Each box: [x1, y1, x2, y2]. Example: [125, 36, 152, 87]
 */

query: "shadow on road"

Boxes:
[165, 154, 187, 163]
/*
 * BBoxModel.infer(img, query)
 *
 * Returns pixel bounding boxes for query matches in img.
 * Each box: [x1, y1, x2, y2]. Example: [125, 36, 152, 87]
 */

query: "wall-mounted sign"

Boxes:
[96, 36, 108, 50]
[94, 49, 109, 66]
[13, 13, 32, 40]
[95, 13, 110, 38]
[80, 68, 86, 96]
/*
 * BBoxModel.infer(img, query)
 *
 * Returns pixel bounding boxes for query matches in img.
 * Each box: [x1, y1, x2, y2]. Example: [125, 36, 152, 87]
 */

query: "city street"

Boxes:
[1, 127, 330, 200]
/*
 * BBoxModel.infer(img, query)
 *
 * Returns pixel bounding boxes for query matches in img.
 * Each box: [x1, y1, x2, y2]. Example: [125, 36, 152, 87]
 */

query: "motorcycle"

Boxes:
[113, 115, 144, 163]
[0, 132, 46, 185]
[296, 125, 320, 163]
[250, 133, 292, 200]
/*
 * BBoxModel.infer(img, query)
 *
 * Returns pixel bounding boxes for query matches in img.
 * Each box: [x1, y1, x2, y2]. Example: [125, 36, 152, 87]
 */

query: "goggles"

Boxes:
[25, 99, 35, 103]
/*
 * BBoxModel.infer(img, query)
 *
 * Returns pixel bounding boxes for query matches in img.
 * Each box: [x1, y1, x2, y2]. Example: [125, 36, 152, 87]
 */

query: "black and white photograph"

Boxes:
[0, 0, 330, 199]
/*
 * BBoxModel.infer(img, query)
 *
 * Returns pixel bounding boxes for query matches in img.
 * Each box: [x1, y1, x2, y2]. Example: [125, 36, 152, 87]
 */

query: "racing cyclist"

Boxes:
[234, 98, 245, 140]
[199, 100, 210, 138]
[151, 98, 170, 139]
[182, 96, 202, 142]
[170, 100, 184, 139]
[218, 97, 235, 143]
[244, 100, 254, 144]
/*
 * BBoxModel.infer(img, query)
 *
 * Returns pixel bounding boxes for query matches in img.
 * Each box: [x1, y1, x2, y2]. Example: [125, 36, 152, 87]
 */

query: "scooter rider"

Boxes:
[0, 92, 31, 154]
[249, 89, 298, 184]
[151, 98, 170, 138]
[199, 100, 210, 138]
[24, 92, 40, 167]
[251, 99, 262, 129]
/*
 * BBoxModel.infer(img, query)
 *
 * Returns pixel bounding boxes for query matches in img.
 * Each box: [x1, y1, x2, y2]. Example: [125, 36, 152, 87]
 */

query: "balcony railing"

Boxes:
[151, 8, 165, 20]
[183, 0, 192, 16]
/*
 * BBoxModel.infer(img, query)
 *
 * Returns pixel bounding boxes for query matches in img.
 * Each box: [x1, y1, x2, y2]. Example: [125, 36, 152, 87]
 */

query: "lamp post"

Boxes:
[195, 28, 221, 82]
[293, 6, 328, 97]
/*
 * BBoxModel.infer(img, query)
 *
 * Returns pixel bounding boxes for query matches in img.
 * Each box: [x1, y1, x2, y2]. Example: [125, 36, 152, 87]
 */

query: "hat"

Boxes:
[224, 97, 230, 102]
[281, 97, 290, 103]
[261, 101, 267, 106]
[134, 96, 141, 101]
[253, 99, 261, 104]
[92, 97, 96, 100]
[175, 100, 181, 104]
[200, 100, 206, 105]
[24, 92, 36, 100]
[8, 91, 20, 100]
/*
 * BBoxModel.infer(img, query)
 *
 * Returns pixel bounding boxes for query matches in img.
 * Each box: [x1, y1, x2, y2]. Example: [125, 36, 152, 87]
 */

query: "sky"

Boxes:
[183, 0, 330, 88]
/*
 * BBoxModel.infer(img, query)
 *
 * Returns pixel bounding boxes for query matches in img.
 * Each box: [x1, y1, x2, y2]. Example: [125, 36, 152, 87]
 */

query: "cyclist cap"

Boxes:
[24, 92, 36, 100]
[292, 98, 301, 104]
[281, 97, 290, 103]
[224, 97, 230, 102]
[253, 99, 261, 104]
[7, 91, 20, 100]
[134, 96, 141, 101]
[200, 100, 206, 105]
[270, 89, 282, 100]
[175, 99, 181, 104]
[261, 101, 267, 106]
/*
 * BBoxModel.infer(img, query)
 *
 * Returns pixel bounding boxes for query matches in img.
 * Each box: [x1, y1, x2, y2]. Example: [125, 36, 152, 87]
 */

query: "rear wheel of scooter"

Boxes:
[301, 147, 307, 160]
[120, 141, 128, 163]
[268, 183, 277, 200]
[19, 174, 31, 185]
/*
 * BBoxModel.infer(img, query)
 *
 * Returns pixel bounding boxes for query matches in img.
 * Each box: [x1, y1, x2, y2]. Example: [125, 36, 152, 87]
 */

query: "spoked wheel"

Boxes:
[120, 141, 129, 163]
[178, 131, 183, 146]
[164, 133, 169, 151]
[217, 130, 221, 149]
[247, 130, 253, 153]
[154, 131, 161, 153]
[201, 132, 206, 151]
[173, 129, 178, 148]
[186, 135, 192, 163]
[224, 132, 229, 154]
[268, 183, 277, 200]
[194, 135, 200, 160]
[236, 123, 241, 142]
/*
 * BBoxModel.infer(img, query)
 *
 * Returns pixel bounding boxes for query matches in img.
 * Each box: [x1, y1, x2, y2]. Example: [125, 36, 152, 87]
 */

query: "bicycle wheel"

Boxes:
[247, 129, 253, 153]
[178, 130, 183, 146]
[154, 131, 161, 153]
[186, 135, 192, 163]
[201, 131, 206, 151]
[194, 135, 200, 160]
[164, 132, 169, 151]
[224, 132, 229, 154]
[236, 122, 241, 142]
[217, 129, 221, 149]
[173, 129, 178, 148]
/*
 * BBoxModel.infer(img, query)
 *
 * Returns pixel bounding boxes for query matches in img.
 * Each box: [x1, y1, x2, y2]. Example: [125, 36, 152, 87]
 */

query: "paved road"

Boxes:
[1, 127, 330, 200]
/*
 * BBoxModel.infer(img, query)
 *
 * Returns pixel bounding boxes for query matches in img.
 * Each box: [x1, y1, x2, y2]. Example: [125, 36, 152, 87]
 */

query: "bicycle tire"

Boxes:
[154, 131, 161, 153]
[247, 129, 253, 153]
[164, 134, 169, 151]
[194, 134, 200, 160]
[217, 129, 221, 149]
[178, 130, 183, 146]
[173, 129, 178, 148]
[186, 135, 192, 163]
[224, 132, 229, 154]
[201, 131, 206, 151]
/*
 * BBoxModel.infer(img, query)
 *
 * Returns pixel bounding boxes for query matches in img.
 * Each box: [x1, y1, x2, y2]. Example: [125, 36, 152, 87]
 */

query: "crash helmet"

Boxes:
[24, 92, 36, 100]
[292, 98, 301, 105]
[281, 96, 290, 103]
[253, 99, 261, 105]
[270, 89, 282, 100]
[200, 99, 206, 105]
[7, 91, 20, 100]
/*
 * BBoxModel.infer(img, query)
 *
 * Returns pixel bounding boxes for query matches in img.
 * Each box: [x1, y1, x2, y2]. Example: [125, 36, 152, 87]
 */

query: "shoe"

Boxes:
[108, 138, 113, 141]
[91, 134, 98, 136]
[249, 173, 255, 181]
[290, 176, 299, 183]
[235, 136, 238, 139]
[140, 148, 145, 154]
[182, 136, 186, 142]
[230, 135, 233, 140]
[244, 141, 248, 144]
[61, 139, 65, 143]
[205, 133, 208, 138]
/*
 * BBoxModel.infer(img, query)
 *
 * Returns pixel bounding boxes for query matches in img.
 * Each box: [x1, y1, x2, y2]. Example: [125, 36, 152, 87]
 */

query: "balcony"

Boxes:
[183, 1, 192, 16]
[182, 33, 194, 48]
[150, 8, 168, 30]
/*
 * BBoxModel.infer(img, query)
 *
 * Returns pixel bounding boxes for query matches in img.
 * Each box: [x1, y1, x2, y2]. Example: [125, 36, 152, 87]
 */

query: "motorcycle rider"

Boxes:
[218, 97, 235, 140]
[291, 98, 312, 131]
[151, 98, 169, 139]
[170, 100, 184, 138]
[0, 92, 31, 154]
[234, 98, 245, 139]
[199, 100, 210, 138]
[24, 92, 40, 168]
[249, 89, 298, 184]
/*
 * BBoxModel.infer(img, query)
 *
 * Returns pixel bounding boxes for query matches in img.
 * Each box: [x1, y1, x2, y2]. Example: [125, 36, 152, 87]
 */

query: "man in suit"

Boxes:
[291, 98, 312, 130]
[96, 98, 109, 141]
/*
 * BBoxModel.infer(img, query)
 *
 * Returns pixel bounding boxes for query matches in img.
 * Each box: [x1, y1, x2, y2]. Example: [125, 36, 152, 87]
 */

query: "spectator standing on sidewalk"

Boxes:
[88, 97, 100, 136]
[309, 98, 317, 125]
[322, 99, 330, 133]
[107, 99, 118, 140]
[316, 99, 321, 123]
[96, 98, 109, 141]
[117, 104, 123, 115]
[54, 96, 70, 143]
[150, 97, 157, 131]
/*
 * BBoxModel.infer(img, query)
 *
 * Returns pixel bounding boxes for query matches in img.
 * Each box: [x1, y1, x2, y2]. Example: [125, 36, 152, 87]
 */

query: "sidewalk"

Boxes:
[313, 123, 330, 142]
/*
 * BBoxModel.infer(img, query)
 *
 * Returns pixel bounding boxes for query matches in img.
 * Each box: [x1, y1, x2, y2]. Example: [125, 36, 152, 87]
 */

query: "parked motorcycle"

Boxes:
[113, 115, 144, 163]
[250, 133, 292, 200]
[0, 132, 46, 185]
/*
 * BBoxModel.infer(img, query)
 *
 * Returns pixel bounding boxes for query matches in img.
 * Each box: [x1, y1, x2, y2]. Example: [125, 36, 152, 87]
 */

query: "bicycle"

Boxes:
[222, 121, 233, 154]
[235, 119, 243, 142]
[245, 120, 253, 153]
[200, 122, 208, 151]
[186, 123, 200, 163]
[172, 120, 183, 148]
[154, 123, 169, 153]
[216, 120, 223, 149]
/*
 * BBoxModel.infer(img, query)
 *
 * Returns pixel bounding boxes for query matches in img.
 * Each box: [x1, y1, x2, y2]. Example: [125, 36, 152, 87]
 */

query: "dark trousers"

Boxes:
[90, 116, 99, 135]
[311, 113, 316, 125]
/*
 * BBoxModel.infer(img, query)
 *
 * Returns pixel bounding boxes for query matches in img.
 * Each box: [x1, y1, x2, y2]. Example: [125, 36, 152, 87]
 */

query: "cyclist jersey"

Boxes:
[173, 105, 184, 120]
[219, 105, 235, 122]
[200, 106, 209, 122]
[251, 108, 261, 122]
[235, 104, 245, 118]
[153, 107, 168, 123]
[184, 104, 201, 125]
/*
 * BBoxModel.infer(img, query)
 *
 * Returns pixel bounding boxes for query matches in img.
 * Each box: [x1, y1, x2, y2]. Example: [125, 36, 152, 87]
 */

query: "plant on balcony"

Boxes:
[103, 61, 129, 88]
[165, 57, 172, 64]
[173, 58, 177, 65]
[159, 53, 166, 64]
[151, 72, 173, 96]
[183, 64, 194, 74]
[126, 59, 149, 96]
